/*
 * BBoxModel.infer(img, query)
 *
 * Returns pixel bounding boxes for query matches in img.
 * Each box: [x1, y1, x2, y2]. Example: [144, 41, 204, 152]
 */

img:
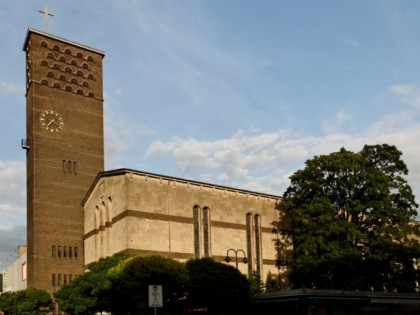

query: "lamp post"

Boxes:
[224, 248, 248, 269]
[224, 249, 247, 315]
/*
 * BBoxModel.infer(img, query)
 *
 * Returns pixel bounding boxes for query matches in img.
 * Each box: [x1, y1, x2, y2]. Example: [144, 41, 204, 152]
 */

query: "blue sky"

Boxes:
[1, 0, 420, 268]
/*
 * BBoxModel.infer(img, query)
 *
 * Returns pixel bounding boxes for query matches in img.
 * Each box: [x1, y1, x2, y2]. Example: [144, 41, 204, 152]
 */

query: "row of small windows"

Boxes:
[43, 64, 96, 80]
[46, 53, 91, 70]
[45, 70, 91, 86]
[52, 245, 78, 258]
[41, 41, 95, 62]
[63, 160, 77, 174]
[52, 273, 77, 287]
[39, 80, 95, 97]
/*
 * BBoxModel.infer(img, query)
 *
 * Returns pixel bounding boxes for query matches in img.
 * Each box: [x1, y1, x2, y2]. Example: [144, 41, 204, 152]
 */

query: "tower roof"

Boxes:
[23, 28, 105, 56]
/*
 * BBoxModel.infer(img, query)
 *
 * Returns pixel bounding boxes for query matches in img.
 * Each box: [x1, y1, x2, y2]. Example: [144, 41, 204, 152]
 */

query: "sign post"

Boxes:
[148, 285, 163, 315]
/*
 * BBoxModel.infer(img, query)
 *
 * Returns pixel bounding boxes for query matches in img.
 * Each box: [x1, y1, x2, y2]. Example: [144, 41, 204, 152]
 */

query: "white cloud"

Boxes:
[146, 116, 420, 201]
[0, 80, 22, 94]
[390, 84, 420, 109]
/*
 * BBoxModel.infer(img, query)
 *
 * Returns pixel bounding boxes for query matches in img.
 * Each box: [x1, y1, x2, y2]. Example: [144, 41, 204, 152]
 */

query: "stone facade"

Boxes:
[83, 169, 286, 280]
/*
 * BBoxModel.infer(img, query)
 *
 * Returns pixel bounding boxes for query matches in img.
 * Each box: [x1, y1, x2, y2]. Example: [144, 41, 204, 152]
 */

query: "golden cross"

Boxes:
[39, 4, 54, 33]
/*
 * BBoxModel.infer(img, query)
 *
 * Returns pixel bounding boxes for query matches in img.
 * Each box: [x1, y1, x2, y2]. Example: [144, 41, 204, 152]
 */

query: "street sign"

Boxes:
[148, 285, 163, 308]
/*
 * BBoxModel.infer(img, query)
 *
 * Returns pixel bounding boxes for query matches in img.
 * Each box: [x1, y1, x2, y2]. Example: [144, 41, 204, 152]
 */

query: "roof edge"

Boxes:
[23, 28, 106, 56]
[81, 168, 282, 206]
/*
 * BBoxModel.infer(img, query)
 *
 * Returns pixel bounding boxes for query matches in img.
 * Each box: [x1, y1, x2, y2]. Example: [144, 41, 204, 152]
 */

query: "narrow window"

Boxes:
[69, 274, 73, 282]
[255, 214, 262, 277]
[193, 205, 201, 258]
[73, 161, 77, 174]
[58, 246, 61, 257]
[58, 274, 62, 286]
[68, 160, 72, 173]
[52, 245, 56, 257]
[246, 213, 253, 276]
[74, 247, 78, 258]
[69, 246, 73, 258]
[64, 274, 67, 284]
[52, 274, 56, 287]
[63, 246, 67, 258]
[203, 207, 211, 257]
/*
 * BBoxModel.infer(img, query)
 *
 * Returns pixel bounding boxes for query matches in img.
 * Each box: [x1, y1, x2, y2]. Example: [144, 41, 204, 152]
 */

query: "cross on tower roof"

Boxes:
[39, 4, 54, 33]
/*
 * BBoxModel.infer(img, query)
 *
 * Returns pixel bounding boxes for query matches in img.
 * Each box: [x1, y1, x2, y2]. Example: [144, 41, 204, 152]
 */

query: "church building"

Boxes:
[22, 28, 288, 293]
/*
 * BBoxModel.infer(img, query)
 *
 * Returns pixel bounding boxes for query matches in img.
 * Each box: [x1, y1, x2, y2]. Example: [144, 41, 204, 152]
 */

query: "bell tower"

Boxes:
[23, 28, 105, 291]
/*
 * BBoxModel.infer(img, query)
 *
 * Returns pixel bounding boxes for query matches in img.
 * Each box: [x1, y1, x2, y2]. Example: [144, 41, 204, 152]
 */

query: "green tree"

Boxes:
[283, 144, 420, 291]
[106, 254, 189, 315]
[0, 288, 53, 315]
[185, 257, 250, 314]
[54, 252, 131, 315]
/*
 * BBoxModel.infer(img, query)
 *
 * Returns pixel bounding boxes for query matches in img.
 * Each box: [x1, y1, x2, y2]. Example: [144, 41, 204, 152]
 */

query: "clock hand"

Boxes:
[47, 119, 55, 127]
[52, 121, 60, 127]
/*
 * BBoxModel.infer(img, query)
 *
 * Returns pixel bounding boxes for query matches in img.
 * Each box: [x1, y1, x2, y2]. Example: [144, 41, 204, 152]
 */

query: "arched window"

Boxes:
[53, 82, 61, 88]
[53, 45, 60, 51]
[82, 63, 89, 69]
[40, 60, 48, 66]
[71, 60, 77, 66]
[82, 81, 90, 87]
[59, 75, 66, 81]
[64, 48, 72, 55]
[88, 92, 95, 98]
[41, 41, 48, 48]
[53, 64, 60, 70]
[47, 52, 54, 59]
[87, 55, 94, 62]
[65, 86, 72, 92]
[65, 67, 72, 73]
[59, 56, 66, 62]
[71, 78, 78, 84]
[76, 52, 83, 58]
[47, 72, 54, 78]
[76, 70, 83, 77]
[88, 74, 95, 80]
[73, 161, 77, 174]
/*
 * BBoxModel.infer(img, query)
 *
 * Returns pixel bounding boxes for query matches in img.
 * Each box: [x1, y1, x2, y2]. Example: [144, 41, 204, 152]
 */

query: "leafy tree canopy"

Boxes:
[185, 257, 250, 314]
[54, 251, 131, 315]
[0, 288, 53, 315]
[283, 144, 420, 291]
[106, 254, 189, 314]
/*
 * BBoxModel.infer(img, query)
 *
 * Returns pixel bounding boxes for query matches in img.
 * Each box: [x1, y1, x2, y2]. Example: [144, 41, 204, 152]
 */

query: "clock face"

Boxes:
[40, 110, 64, 133]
